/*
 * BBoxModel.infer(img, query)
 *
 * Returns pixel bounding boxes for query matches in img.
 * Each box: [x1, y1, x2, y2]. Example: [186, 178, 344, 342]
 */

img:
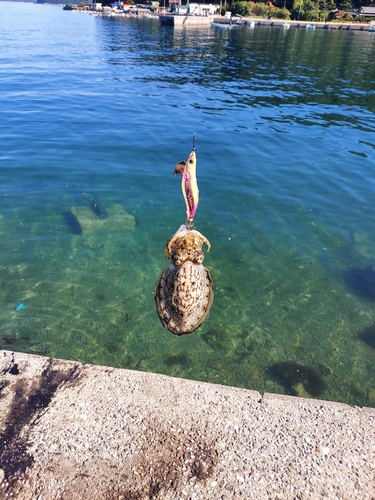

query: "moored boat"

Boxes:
[211, 20, 242, 29]
[211, 22, 233, 29]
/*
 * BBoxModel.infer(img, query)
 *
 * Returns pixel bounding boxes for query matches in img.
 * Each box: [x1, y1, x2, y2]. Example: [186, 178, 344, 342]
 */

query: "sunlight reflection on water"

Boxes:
[1, 2, 375, 406]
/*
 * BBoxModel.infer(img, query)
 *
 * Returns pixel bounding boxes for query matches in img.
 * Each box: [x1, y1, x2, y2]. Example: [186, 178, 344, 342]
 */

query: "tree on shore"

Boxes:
[230, 1, 291, 18]
[227, 0, 375, 21]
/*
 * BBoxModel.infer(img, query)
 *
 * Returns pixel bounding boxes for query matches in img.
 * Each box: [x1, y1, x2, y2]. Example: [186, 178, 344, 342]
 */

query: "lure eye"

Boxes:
[189, 159, 193, 164]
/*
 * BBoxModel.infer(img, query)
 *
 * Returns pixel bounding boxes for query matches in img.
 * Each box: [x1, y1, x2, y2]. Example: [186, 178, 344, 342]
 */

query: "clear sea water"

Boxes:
[1, 2, 375, 407]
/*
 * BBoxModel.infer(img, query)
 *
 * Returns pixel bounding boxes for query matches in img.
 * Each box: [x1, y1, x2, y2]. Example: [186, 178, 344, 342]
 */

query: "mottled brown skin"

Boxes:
[165, 227, 210, 263]
[155, 225, 214, 336]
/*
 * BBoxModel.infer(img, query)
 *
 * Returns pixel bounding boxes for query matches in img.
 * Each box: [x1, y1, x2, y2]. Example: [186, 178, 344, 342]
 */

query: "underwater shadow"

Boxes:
[357, 324, 375, 349]
[62, 211, 82, 236]
[343, 266, 375, 301]
[266, 361, 327, 398]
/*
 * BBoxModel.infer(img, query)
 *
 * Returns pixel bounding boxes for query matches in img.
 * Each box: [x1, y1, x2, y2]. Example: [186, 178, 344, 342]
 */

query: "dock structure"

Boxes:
[160, 14, 373, 30]
[160, 13, 216, 26]
[358, 6, 375, 17]
[252, 19, 373, 30]
[0, 350, 374, 499]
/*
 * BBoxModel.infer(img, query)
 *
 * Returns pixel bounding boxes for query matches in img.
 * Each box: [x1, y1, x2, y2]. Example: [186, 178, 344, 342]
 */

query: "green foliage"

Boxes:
[337, 0, 354, 10]
[319, 9, 332, 20]
[229, 1, 291, 19]
[318, 0, 335, 10]
[229, 0, 375, 21]
[292, 0, 330, 19]
[275, 6, 292, 18]
[231, 1, 253, 16]
[250, 1, 272, 16]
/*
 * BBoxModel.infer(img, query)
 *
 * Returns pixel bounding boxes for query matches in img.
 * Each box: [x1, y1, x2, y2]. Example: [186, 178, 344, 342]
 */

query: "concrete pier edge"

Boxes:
[161, 13, 375, 30]
[0, 350, 374, 499]
[232, 19, 374, 30]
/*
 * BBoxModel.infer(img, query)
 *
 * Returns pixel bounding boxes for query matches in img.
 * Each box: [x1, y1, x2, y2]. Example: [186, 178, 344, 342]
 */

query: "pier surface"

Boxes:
[213, 17, 373, 30]
[250, 19, 373, 30]
[159, 13, 374, 30]
[0, 350, 374, 499]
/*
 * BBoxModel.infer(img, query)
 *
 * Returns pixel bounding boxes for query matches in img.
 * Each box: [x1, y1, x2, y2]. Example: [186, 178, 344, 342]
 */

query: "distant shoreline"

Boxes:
[59, 3, 375, 31]
[2, 0, 373, 31]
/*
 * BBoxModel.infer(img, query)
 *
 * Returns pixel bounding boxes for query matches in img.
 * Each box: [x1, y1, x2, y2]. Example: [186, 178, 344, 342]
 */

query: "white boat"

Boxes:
[211, 21, 241, 29]
[282, 22, 290, 29]
[368, 26, 375, 32]
[211, 22, 233, 29]
[246, 19, 255, 28]
[306, 24, 315, 30]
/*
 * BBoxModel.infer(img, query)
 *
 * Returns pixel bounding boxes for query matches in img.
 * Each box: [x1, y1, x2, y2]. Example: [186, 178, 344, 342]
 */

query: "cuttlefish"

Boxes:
[155, 224, 213, 336]
[155, 136, 214, 335]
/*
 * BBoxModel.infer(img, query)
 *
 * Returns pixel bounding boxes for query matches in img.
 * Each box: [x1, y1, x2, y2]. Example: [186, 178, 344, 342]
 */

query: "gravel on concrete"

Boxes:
[0, 350, 374, 500]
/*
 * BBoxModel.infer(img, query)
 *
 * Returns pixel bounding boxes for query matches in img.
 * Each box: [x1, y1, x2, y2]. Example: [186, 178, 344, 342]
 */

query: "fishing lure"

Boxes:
[174, 133, 199, 226]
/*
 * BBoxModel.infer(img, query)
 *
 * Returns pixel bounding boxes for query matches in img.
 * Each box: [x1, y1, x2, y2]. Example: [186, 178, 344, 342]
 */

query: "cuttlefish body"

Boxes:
[155, 225, 213, 336]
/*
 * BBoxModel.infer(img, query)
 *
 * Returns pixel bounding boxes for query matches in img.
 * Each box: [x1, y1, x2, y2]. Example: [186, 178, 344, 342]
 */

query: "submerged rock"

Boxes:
[267, 361, 327, 398]
[70, 204, 135, 235]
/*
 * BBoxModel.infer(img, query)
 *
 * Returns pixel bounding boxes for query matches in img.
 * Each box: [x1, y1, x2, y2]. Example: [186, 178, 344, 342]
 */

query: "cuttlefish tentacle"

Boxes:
[165, 225, 210, 260]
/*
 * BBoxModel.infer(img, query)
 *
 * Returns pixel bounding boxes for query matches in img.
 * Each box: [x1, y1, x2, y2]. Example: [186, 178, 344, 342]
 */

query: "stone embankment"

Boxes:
[214, 17, 374, 30]
[0, 350, 374, 499]
[252, 19, 373, 30]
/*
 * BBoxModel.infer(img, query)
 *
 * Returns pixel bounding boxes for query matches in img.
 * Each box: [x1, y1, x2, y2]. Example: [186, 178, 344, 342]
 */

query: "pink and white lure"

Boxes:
[174, 135, 199, 226]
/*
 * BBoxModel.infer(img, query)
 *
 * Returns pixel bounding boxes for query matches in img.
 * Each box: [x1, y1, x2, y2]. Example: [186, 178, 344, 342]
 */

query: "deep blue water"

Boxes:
[1, 2, 375, 406]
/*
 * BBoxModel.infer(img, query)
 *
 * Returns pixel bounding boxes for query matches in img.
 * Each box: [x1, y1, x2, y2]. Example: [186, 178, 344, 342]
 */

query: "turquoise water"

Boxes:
[1, 2, 375, 407]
